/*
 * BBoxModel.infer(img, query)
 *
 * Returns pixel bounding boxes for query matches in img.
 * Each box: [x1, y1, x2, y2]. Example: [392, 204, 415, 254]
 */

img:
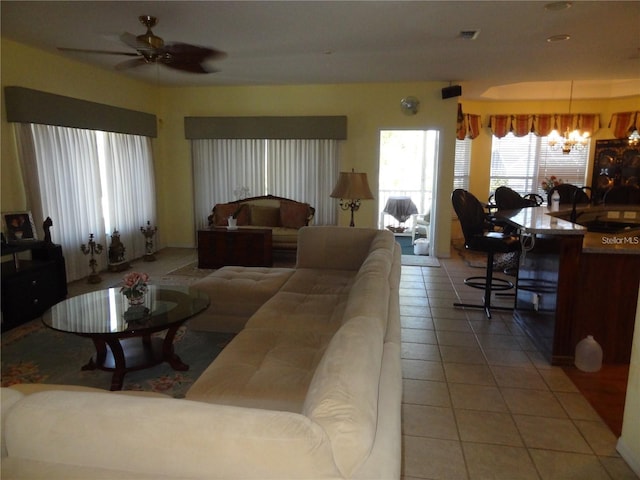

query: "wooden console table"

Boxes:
[198, 228, 273, 269]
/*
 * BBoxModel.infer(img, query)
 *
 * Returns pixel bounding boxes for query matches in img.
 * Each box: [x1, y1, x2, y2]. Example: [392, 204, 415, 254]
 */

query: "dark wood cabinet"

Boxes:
[1, 242, 67, 331]
[591, 139, 640, 204]
[197, 228, 273, 269]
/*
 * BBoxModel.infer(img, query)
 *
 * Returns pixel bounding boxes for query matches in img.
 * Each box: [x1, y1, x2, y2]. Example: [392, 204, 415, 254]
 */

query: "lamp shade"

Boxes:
[330, 172, 374, 200]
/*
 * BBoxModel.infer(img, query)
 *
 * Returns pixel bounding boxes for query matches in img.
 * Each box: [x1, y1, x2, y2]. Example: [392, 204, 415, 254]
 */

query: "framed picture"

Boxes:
[3, 211, 37, 242]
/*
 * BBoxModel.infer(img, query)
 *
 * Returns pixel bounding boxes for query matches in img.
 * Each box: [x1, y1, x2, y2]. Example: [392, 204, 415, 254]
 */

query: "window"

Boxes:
[16, 124, 156, 281]
[191, 138, 340, 228]
[490, 132, 590, 197]
[454, 138, 472, 191]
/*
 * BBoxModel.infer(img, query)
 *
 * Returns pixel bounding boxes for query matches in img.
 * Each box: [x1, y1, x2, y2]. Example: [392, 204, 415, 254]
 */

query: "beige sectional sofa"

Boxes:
[208, 195, 315, 249]
[1, 226, 402, 480]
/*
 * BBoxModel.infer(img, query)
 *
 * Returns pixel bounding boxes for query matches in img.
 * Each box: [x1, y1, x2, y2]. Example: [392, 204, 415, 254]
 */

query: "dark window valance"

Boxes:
[4, 86, 157, 137]
[184, 116, 347, 140]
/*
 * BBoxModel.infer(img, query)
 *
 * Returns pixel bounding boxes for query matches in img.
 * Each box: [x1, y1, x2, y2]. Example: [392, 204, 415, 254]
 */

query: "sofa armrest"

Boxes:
[5, 390, 339, 479]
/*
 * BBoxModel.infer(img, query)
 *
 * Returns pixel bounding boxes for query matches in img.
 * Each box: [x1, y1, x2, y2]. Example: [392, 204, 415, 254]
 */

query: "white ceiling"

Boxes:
[2, 1, 639, 100]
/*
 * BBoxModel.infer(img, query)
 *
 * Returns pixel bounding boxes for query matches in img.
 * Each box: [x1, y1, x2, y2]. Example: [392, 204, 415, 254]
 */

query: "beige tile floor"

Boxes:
[400, 257, 638, 480]
[69, 247, 638, 479]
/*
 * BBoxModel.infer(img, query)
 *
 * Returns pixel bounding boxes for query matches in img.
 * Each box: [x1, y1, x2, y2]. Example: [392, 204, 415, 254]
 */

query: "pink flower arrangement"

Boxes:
[120, 272, 149, 299]
[541, 175, 563, 194]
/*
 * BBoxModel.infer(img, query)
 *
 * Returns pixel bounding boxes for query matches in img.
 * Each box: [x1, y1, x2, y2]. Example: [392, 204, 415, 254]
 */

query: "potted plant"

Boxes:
[120, 271, 149, 305]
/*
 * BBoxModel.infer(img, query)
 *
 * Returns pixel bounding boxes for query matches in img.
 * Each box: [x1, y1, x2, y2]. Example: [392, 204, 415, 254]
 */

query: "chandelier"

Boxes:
[547, 81, 590, 154]
[628, 113, 639, 146]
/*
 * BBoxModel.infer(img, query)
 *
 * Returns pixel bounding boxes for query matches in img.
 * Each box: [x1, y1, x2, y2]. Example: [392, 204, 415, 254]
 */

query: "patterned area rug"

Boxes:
[166, 263, 216, 277]
[1, 318, 234, 398]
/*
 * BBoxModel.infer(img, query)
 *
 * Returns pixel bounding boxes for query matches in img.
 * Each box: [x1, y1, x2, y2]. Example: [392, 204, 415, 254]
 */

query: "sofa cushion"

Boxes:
[250, 205, 280, 227]
[186, 328, 332, 412]
[212, 203, 250, 226]
[189, 267, 295, 333]
[280, 201, 310, 229]
[303, 315, 385, 478]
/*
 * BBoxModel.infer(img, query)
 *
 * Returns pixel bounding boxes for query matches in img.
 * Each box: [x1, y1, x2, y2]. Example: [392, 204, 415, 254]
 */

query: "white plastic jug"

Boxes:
[575, 335, 603, 372]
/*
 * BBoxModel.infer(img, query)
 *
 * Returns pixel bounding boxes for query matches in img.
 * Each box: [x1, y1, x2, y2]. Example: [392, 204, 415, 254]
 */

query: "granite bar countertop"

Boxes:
[495, 205, 640, 255]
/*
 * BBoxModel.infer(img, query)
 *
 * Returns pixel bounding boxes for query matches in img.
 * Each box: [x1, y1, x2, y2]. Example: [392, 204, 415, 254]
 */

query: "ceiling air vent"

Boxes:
[459, 30, 480, 40]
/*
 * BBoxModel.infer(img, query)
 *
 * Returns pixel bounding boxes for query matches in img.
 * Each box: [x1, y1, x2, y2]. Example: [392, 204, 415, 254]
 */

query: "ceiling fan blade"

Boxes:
[161, 43, 227, 62]
[157, 43, 226, 74]
[114, 57, 149, 70]
[58, 47, 139, 57]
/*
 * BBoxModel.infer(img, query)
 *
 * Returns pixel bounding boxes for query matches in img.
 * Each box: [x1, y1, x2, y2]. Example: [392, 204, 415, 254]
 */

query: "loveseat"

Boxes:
[208, 195, 315, 249]
[1, 226, 402, 479]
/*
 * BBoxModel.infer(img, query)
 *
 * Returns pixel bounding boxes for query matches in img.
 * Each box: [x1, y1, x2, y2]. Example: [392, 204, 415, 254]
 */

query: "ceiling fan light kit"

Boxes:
[57, 15, 225, 74]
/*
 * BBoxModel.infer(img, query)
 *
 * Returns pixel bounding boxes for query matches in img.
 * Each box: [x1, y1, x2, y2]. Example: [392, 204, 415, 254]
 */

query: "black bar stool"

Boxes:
[452, 189, 521, 318]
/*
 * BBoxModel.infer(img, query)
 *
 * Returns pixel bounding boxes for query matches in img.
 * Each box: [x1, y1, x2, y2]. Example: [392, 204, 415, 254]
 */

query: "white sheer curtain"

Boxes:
[267, 139, 339, 225]
[192, 138, 340, 227]
[15, 124, 156, 282]
[16, 124, 105, 281]
[101, 132, 156, 259]
[191, 139, 265, 229]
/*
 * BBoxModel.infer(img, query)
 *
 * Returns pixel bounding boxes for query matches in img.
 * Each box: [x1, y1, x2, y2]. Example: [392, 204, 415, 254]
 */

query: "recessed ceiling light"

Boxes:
[545, 2, 572, 11]
[547, 34, 571, 43]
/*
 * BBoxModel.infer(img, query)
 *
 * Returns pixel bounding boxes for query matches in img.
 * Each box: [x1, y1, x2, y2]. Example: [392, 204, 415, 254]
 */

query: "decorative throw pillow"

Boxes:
[213, 203, 249, 226]
[280, 201, 310, 229]
[250, 206, 280, 227]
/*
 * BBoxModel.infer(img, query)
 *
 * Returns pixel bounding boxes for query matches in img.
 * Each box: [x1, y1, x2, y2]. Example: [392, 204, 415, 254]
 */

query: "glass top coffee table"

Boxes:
[42, 285, 210, 391]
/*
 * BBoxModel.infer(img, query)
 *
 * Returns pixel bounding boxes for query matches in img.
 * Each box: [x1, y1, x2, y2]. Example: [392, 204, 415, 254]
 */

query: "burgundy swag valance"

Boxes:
[456, 104, 482, 140]
[488, 113, 601, 138]
[609, 111, 640, 139]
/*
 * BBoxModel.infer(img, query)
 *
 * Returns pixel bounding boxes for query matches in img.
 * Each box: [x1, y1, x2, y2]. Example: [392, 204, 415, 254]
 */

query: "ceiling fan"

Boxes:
[58, 15, 226, 73]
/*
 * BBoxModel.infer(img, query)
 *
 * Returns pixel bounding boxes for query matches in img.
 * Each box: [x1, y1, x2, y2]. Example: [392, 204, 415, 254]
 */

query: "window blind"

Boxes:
[454, 138, 471, 190]
[490, 133, 589, 197]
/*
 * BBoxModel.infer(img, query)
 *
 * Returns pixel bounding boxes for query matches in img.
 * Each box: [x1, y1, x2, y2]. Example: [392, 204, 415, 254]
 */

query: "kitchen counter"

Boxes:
[495, 204, 639, 365]
[496, 205, 640, 254]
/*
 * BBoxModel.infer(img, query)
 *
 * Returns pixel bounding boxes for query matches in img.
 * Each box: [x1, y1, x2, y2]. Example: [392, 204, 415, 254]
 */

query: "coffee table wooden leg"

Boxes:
[104, 338, 127, 391]
[163, 324, 189, 371]
[82, 338, 106, 371]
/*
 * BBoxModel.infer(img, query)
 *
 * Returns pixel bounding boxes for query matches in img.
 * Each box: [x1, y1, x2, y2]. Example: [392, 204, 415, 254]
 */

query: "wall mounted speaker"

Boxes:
[441, 85, 462, 99]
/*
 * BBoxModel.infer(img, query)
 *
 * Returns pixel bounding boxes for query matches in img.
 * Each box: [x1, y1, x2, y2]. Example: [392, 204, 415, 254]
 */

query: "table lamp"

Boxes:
[330, 169, 374, 227]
